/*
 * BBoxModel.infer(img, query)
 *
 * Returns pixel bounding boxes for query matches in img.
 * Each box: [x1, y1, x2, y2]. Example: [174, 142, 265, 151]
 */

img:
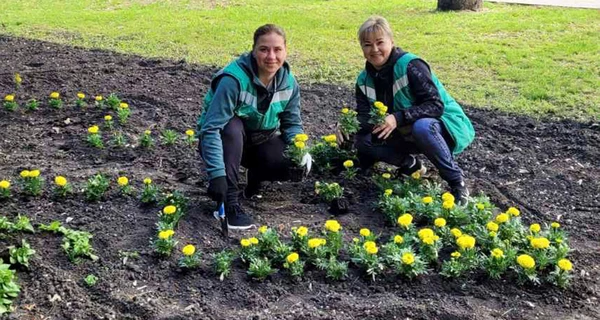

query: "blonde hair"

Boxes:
[357, 16, 393, 44]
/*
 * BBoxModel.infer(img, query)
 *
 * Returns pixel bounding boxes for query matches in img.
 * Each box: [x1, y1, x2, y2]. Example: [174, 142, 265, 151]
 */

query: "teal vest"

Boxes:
[199, 57, 295, 132]
[357, 53, 475, 155]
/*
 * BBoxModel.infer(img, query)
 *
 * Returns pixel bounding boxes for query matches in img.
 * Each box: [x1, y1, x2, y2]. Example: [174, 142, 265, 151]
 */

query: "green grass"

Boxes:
[1, 0, 598, 120]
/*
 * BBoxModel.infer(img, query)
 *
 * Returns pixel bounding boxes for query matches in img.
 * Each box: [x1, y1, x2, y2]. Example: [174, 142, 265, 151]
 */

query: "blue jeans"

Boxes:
[355, 118, 464, 186]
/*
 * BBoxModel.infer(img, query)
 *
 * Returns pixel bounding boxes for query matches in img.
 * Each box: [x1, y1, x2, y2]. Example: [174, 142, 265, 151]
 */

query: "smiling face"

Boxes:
[361, 31, 394, 70]
[253, 32, 287, 79]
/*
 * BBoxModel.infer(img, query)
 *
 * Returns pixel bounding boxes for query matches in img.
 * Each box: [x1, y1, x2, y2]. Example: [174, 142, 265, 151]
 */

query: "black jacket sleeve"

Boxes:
[395, 59, 444, 126]
[355, 84, 374, 134]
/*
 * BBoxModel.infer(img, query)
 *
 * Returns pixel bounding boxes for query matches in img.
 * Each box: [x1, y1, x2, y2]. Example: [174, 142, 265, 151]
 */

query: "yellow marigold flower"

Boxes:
[422, 235, 436, 245]
[476, 203, 485, 210]
[397, 213, 413, 228]
[517, 254, 535, 269]
[530, 237, 550, 250]
[286, 252, 299, 264]
[95, 95, 103, 101]
[29, 170, 40, 178]
[294, 141, 305, 149]
[20, 170, 30, 178]
[381, 173, 391, 179]
[507, 207, 520, 217]
[323, 134, 337, 143]
[50, 91, 60, 99]
[422, 196, 433, 204]
[119, 102, 129, 109]
[182, 244, 195, 256]
[258, 225, 268, 234]
[249, 237, 259, 245]
[441, 192, 455, 202]
[296, 226, 308, 237]
[4, 94, 14, 102]
[491, 248, 504, 259]
[489, 231, 497, 238]
[158, 229, 174, 240]
[163, 205, 177, 215]
[456, 235, 476, 249]
[373, 101, 385, 110]
[529, 223, 541, 233]
[359, 228, 371, 237]
[104, 115, 112, 121]
[14, 73, 21, 84]
[88, 126, 99, 134]
[450, 228, 462, 238]
[495, 213, 509, 223]
[0, 180, 10, 189]
[343, 160, 354, 168]
[451, 251, 461, 258]
[185, 129, 195, 136]
[363, 241, 376, 248]
[442, 200, 455, 210]
[294, 133, 309, 142]
[417, 228, 434, 240]
[117, 176, 129, 186]
[411, 171, 421, 180]
[365, 244, 378, 255]
[384, 189, 393, 197]
[77, 92, 85, 99]
[324, 220, 341, 233]
[308, 238, 325, 249]
[341, 107, 349, 114]
[401, 252, 415, 265]
[551, 222, 560, 229]
[394, 235, 404, 244]
[486, 221, 499, 232]
[144, 130, 151, 135]
[557, 259, 572, 271]
[434, 218, 446, 228]
[54, 176, 67, 187]
[240, 239, 251, 247]
[143, 178, 152, 185]
[378, 108, 387, 116]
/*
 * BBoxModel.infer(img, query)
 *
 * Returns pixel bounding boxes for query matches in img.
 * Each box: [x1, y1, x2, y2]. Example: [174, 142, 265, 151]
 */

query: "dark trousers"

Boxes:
[220, 117, 291, 204]
[356, 118, 463, 186]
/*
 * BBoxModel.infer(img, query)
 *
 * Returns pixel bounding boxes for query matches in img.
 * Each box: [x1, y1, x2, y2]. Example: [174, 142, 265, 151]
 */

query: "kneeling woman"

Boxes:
[354, 16, 475, 204]
[197, 24, 306, 229]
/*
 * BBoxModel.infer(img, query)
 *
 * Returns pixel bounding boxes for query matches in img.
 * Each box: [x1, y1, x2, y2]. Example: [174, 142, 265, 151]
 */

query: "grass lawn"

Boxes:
[0, 0, 598, 120]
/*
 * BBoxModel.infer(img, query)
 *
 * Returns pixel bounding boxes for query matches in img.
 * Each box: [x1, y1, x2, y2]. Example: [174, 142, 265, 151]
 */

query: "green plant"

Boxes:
[75, 92, 87, 108]
[387, 248, 427, 279]
[0, 259, 20, 315]
[239, 238, 260, 263]
[104, 114, 114, 130]
[84, 174, 110, 201]
[24, 99, 39, 111]
[184, 129, 198, 147]
[117, 102, 131, 124]
[3, 95, 18, 111]
[140, 130, 154, 148]
[13, 73, 21, 90]
[213, 250, 235, 281]
[159, 191, 189, 213]
[117, 176, 132, 195]
[323, 256, 348, 281]
[247, 257, 276, 281]
[13, 214, 34, 233]
[314, 181, 343, 202]
[8, 239, 36, 268]
[53, 176, 72, 198]
[86, 125, 104, 148]
[368, 101, 387, 126]
[283, 252, 304, 278]
[0, 180, 11, 199]
[48, 91, 63, 109]
[342, 159, 357, 179]
[106, 93, 121, 110]
[483, 247, 515, 279]
[84, 274, 98, 287]
[161, 129, 178, 146]
[118, 250, 140, 264]
[140, 178, 159, 203]
[62, 229, 99, 263]
[284, 133, 309, 166]
[153, 229, 177, 256]
[38, 221, 64, 233]
[339, 106, 360, 136]
[94, 95, 105, 108]
[349, 239, 384, 281]
[112, 131, 127, 148]
[178, 244, 200, 269]
[19, 169, 43, 197]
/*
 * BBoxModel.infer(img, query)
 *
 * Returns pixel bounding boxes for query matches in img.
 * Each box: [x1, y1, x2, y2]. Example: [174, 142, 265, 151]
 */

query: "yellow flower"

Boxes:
[422, 196, 433, 204]
[411, 171, 421, 180]
[182, 244, 196, 256]
[450, 228, 462, 238]
[476, 203, 485, 210]
[294, 133, 309, 142]
[50, 91, 60, 99]
[456, 235, 476, 249]
[77, 92, 85, 99]
[144, 130, 151, 135]
[384, 189, 393, 197]
[486, 221, 499, 232]
[495, 213, 509, 224]
[434, 218, 446, 228]
[54, 176, 67, 187]
[343, 160, 354, 168]
[4, 94, 14, 102]
[442, 200, 455, 210]
[104, 115, 112, 121]
[286, 252, 299, 264]
[324, 220, 341, 233]
[378, 107, 387, 115]
[451, 251, 461, 258]
[341, 107, 349, 114]
[491, 248, 504, 259]
[158, 229, 174, 240]
[163, 205, 177, 215]
[381, 173, 391, 179]
[401, 252, 415, 265]
[14, 73, 21, 84]
[365, 244, 378, 255]
[394, 235, 403, 244]
[88, 126, 99, 134]
[117, 176, 129, 186]
[557, 259, 572, 271]
[507, 207, 520, 217]
[530, 237, 550, 250]
[258, 225, 268, 234]
[0, 180, 10, 189]
[20, 170, 30, 178]
[249, 237, 259, 245]
[185, 129, 195, 136]
[143, 178, 152, 185]
[240, 239, 251, 247]
[329, 142, 337, 148]
[296, 226, 308, 237]
[29, 170, 41, 178]
[95, 95, 103, 101]
[119, 102, 129, 109]
[294, 141, 305, 149]
[397, 213, 413, 228]
[489, 231, 497, 238]
[308, 238, 325, 249]
[359, 228, 371, 237]
[363, 241, 376, 248]
[421, 235, 437, 245]
[517, 254, 535, 269]
[323, 134, 337, 143]
[353, 237, 359, 243]
[441, 192, 455, 203]
[417, 228, 434, 240]
[551, 222, 560, 229]
[373, 101, 385, 110]
[529, 223, 541, 233]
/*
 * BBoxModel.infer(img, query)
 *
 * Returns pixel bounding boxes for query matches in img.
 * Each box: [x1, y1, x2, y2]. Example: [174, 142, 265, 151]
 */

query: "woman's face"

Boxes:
[361, 32, 393, 69]
[253, 32, 287, 77]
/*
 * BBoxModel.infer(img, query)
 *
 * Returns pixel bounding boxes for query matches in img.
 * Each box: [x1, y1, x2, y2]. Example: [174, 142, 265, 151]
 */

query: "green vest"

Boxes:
[356, 53, 475, 155]
[199, 57, 295, 132]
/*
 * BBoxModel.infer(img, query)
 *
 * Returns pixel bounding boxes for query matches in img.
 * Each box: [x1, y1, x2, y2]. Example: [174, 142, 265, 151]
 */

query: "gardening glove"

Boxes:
[300, 153, 313, 176]
[207, 176, 227, 203]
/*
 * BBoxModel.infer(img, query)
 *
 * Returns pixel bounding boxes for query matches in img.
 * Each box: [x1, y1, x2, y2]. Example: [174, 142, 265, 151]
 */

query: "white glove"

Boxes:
[300, 153, 313, 176]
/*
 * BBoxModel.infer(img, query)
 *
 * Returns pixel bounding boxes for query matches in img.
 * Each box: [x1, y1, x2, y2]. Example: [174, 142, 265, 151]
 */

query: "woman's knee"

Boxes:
[411, 118, 439, 142]
[221, 117, 244, 143]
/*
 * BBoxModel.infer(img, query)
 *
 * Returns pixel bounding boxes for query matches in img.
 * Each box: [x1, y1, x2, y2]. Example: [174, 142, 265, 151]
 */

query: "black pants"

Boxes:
[217, 117, 292, 205]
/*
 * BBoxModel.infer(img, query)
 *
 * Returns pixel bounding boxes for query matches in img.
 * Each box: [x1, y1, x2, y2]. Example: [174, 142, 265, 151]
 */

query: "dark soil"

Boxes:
[0, 35, 599, 320]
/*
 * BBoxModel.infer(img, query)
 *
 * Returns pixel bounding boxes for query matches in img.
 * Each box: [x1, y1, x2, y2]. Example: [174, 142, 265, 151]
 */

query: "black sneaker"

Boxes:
[397, 156, 427, 177]
[225, 204, 255, 230]
[450, 182, 470, 206]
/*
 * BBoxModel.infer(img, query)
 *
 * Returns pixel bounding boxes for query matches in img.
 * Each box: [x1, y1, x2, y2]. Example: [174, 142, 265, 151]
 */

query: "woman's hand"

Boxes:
[372, 114, 397, 139]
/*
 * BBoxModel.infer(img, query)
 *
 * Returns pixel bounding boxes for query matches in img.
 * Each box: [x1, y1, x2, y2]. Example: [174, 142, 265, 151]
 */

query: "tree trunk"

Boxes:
[437, 0, 483, 11]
